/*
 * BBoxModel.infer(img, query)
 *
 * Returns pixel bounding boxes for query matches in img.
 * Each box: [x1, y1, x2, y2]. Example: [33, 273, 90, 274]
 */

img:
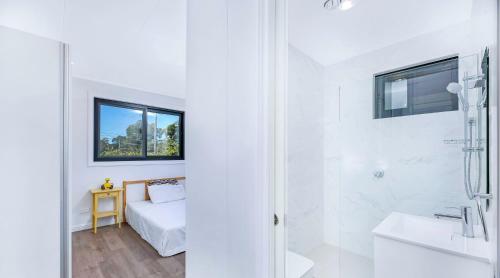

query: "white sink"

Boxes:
[373, 212, 494, 278]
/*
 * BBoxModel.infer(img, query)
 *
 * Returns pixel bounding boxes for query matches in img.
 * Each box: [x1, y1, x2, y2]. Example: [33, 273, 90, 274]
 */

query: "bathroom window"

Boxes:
[374, 57, 459, 119]
[94, 98, 184, 161]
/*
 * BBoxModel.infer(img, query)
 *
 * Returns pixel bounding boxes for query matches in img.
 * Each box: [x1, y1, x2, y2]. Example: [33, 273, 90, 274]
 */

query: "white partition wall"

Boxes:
[0, 26, 64, 278]
[185, 0, 272, 277]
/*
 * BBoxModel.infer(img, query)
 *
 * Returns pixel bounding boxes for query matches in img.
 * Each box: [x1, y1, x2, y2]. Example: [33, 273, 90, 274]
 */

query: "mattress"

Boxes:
[126, 199, 185, 257]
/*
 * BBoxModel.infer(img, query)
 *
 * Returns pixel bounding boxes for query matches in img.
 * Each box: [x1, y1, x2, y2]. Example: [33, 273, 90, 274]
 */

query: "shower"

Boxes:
[446, 49, 491, 241]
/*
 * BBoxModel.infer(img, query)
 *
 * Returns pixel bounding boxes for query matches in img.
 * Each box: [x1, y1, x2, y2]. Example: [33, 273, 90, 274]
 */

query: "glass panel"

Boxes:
[336, 53, 488, 278]
[286, 45, 342, 278]
[286, 1, 497, 278]
[147, 111, 181, 157]
[98, 105, 143, 158]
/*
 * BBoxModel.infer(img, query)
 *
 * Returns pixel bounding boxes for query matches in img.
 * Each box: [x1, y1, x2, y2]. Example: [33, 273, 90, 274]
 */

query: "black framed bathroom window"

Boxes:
[374, 56, 459, 119]
[94, 98, 184, 161]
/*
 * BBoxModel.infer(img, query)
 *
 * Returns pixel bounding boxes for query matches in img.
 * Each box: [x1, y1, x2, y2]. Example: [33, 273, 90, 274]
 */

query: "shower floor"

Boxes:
[306, 244, 373, 278]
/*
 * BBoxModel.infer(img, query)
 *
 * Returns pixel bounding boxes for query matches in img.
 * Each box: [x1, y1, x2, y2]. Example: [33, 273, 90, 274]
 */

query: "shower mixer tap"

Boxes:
[434, 206, 474, 238]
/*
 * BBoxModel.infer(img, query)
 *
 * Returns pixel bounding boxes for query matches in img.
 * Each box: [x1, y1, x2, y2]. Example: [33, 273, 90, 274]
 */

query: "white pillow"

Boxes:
[148, 184, 186, 204]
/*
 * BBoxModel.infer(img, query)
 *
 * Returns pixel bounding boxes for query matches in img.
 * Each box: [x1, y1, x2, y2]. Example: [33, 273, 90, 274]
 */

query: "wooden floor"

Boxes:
[72, 224, 185, 278]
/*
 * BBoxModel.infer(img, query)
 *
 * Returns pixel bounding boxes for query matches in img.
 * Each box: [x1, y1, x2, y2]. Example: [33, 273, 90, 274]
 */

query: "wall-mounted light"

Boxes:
[323, 0, 355, 11]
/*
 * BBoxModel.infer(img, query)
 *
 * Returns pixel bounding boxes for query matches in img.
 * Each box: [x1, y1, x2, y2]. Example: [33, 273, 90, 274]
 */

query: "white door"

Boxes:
[0, 26, 65, 278]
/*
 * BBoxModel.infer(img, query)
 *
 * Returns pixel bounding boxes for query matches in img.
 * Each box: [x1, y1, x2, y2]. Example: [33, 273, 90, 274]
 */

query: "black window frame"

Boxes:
[94, 98, 185, 162]
[373, 56, 459, 119]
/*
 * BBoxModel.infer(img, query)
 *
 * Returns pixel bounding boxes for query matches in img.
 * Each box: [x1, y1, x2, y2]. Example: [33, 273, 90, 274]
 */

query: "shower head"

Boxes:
[447, 82, 463, 94]
[447, 82, 467, 110]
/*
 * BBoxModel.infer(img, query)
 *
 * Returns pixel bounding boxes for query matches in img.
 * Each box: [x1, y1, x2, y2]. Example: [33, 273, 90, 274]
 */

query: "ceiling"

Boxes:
[289, 0, 475, 66]
[64, 0, 186, 98]
[1, 0, 477, 97]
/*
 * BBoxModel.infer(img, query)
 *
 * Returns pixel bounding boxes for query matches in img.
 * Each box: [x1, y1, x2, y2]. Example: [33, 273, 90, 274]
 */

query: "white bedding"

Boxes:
[126, 199, 185, 257]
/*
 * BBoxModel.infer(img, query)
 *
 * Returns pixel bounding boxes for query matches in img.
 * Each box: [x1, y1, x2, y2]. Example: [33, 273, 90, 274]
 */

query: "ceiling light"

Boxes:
[323, 0, 355, 11]
[339, 0, 354, 10]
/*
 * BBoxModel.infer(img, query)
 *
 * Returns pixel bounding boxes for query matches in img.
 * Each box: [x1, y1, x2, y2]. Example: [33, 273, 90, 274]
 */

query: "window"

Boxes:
[374, 56, 459, 119]
[94, 98, 184, 161]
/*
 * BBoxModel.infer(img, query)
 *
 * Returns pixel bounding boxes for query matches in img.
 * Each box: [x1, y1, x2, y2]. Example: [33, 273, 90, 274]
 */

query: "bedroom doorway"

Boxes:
[67, 1, 188, 277]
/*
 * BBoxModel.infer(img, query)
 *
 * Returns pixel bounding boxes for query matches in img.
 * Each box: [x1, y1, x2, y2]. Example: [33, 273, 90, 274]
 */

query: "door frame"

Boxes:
[271, 0, 288, 277]
[60, 44, 71, 278]
[496, 3, 500, 277]
[271, 2, 500, 278]
[60, 2, 500, 278]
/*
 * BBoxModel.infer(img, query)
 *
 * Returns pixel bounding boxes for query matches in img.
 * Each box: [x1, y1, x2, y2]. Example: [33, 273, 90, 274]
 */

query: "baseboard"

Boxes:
[72, 221, 122, 232]
[72, 223, 91, 232]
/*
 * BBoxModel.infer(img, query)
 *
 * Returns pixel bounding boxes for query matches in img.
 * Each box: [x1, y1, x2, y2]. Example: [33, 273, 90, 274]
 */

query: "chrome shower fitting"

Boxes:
[446, 69, 491, 241]
[434, 206, 474, 238]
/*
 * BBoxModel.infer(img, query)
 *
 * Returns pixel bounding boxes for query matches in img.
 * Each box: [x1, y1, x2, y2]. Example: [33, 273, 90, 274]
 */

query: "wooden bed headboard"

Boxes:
[122, 177, 186, 222]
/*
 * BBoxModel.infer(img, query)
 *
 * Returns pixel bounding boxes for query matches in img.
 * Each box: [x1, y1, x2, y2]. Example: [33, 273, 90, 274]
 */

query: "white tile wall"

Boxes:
[286, 0, 497, 267]
[287, 46, 325, 255]
[323, 12, 497, 259]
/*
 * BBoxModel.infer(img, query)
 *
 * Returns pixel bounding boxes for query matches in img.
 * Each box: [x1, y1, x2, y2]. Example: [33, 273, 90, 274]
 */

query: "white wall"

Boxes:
[71, 78, 185, 231]
[0, 26, 62, 278]
[287, 46, 325, 255]
[186, 0, 269, 277]
[323, 4, 497, 259]
[64, 0, 187, 98]
[0, 0, 187, 98]
[0, 0, 65, 41]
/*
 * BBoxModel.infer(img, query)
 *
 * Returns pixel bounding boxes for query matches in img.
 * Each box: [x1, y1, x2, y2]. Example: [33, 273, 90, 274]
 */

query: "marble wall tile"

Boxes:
[287, 1, 498, 262]
[287, 46, 325, 255]
[323, 14, 498, 259]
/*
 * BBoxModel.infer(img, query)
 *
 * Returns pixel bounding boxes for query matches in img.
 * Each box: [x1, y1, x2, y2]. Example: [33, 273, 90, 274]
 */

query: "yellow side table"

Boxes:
[90, 188, 123, 234]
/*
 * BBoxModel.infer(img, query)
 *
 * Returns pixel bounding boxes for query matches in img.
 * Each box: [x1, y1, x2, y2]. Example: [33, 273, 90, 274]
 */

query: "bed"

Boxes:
[123, 177, 186, 257]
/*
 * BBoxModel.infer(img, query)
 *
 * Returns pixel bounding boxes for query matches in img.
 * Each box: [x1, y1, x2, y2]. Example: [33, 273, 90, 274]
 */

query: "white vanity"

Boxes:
[373, 212, 494, 278]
